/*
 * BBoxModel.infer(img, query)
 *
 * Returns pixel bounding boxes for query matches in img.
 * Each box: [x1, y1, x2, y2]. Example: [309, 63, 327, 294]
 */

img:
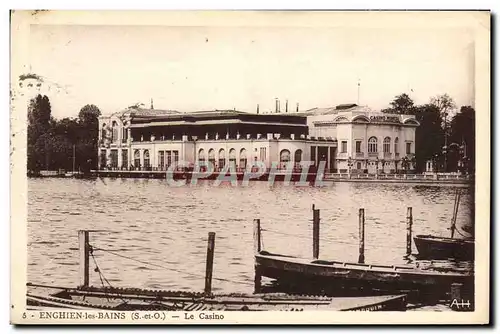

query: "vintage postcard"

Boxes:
[10, 10, 490, 325]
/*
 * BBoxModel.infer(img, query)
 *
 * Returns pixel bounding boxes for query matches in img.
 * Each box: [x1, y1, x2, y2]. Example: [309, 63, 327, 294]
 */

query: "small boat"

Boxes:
[413, 189, 474, 260]
[255, 251, 474, 299]
[26, 283, 408, 311]
[413, 235, 474, 261]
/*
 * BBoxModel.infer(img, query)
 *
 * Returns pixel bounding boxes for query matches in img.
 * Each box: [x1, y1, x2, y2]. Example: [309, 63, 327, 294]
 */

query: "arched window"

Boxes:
[218, 148, 226, 170]
[239, 148, 247, 170]
[143, 150, 150, 168]
[198, 148, 206, 162]
[208, 149, 216, 169]
[368, 137, 378, 153]
[394, 137, 399, 154]
[229, 148, 236, 169]
[134, 149, 140, 168]
[294, 149, 302, 163]
[383, 137, 391, 153]
[280, 149, 291, 169]
[111, 121, 119, 143]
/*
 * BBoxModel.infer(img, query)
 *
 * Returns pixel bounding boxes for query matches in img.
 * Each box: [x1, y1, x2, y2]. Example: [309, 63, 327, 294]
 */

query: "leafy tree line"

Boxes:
[382, 93, 475, 174]
[27, 94, 101, 174]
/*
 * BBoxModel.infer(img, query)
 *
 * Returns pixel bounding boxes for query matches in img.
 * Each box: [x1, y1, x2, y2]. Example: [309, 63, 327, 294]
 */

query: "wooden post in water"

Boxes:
[78, 230, 90, 288]
[406, 207, 413, 256]
[358, 208, 365, 264]
[253, 219, 262, 293]
[253, 219, 261, 254]
[204, 232, 216, 296]
[313, 209, 320, 259]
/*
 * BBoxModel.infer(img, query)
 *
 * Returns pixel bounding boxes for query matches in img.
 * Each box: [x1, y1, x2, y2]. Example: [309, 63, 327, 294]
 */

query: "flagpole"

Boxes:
[357, 79, 360, 105]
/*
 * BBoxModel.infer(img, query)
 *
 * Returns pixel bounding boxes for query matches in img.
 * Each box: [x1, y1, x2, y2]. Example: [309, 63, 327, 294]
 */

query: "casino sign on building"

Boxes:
[97, 103, 419, 174]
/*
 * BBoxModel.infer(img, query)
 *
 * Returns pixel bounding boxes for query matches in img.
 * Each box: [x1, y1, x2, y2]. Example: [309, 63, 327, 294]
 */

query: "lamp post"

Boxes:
[402, 156, 408, 174]
[443, 111, 449, 172]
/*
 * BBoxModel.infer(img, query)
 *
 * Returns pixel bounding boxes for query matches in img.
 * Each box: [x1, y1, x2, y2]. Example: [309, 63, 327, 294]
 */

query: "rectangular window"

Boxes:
[355, 141, 362, 153]
[121, 149, 128, 169]
[259, 147, 267, 161]
[406, 143, 412, 154]
[158, 151, 165, 169]
[310, 146, 316, 165]
[341, 141, 347, 153]
[110, 149, 118, 168]
[173, 150, 179, 164]
[166, 151, 172, 167]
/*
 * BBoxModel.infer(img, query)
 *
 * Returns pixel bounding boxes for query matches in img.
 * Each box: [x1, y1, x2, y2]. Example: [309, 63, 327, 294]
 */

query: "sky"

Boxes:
[25, 20, 476, 119]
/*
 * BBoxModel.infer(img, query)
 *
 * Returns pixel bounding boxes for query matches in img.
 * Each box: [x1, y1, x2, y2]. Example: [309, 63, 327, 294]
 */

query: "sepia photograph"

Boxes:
[9, 10, 490, 324]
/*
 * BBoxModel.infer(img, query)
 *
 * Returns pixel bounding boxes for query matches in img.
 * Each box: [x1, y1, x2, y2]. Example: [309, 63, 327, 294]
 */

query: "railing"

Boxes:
[355, 152, 364, 157]
[368, 152, 378, 157]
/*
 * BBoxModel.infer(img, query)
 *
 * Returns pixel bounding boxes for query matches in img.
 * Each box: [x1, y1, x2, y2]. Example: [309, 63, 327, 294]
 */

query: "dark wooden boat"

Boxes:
[413, 235, 474, 260]
[26, 283, 407, 311]
[413, 189, 474, 260]
[255, 251, 474, 299]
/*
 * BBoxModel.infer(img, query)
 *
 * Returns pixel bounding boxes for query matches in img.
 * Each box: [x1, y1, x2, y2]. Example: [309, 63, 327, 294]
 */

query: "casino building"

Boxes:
[97, 103, 419, 174]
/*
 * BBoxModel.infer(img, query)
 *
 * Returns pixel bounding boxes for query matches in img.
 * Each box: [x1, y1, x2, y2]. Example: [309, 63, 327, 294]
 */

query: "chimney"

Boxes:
[257, 104, 259, 114]
[285, 99, 288, 113]
[150, 98, 154, 109]
[278, 99, 281, 113]
[296, 102, 299, 112]
[275, 98, 278, 113]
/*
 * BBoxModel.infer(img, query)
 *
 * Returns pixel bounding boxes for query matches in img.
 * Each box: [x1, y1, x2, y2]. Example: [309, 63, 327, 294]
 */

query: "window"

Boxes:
[143, 150, 150, 168]
[110, 150, 118, 168]
[259, 147, 267, 161]
[280, 149, 290, 168]
[166, 151, 172, 168]
[406, 142, 412, 155]
[239, 148, 247, 169]
[198, 149, 205, 162]
[294, 149, 302, 163]
[158, 151, 165, 168]
[121, 149, 128, 168]
[111, 121, 119, 143]
[100, 149, 106, 168]
[101, 124, 107, 142]
[383, 137, 391, 153]
[357, 162, 362, 170]
[218, 149, 226, 169]
[341, 141, 348, 153]
[134, 149, 140, 168]
[394, 138, 399, 154]
[355, 141, 362, 153]
[173, 151, 179, 165]
[208, 149, 216, 169]
[368, 137, 378, 153]
[229, 148, 236, 169]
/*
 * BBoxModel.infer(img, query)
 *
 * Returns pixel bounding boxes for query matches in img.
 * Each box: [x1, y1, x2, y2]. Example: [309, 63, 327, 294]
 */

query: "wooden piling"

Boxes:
[253, 219, 262, 293]
[358, 208, 365, 264]
[78, 230, 90, 288]
[204, 232, 216, 296]
[450, 282, 463, 301]
[313, 209, 320, 259]
[406, 207, 413, 256]
[253, 219, 261, 254]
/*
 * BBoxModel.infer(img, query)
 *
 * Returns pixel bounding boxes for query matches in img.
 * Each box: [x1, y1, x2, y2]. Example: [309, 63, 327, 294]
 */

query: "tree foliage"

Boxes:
[27, 95, 102, 174]
[383, 93, 474, 174]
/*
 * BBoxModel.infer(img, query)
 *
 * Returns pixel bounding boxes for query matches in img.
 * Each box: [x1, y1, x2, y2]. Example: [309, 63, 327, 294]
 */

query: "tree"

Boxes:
[27, 94, 52, 172]
[77, 104, 102, 171]
[450, 106, 475, 174]
[413, 104, 445, 173]
[382, 93, 415, 115]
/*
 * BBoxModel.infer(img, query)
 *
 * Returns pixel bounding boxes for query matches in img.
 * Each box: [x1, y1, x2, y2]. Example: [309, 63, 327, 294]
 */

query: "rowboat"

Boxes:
[413, 235, 474, 261]
[413, 189, 474, 260]
[255, 251, 474, 299]
[26, 283, 408, 311]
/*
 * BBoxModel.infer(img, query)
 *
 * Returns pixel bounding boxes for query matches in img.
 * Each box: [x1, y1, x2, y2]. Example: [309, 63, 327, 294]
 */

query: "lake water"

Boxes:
[27, 178, 473, 295]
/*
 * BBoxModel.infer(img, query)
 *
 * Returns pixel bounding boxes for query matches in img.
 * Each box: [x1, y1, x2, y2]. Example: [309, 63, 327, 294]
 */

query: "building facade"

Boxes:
[97, 104, 419, 174]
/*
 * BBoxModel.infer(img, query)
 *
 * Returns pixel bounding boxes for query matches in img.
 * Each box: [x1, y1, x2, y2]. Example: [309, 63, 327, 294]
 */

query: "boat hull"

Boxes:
[26, 283, 407, 312]
[413, 235, 474, 260]
[255, 252, 474, 300]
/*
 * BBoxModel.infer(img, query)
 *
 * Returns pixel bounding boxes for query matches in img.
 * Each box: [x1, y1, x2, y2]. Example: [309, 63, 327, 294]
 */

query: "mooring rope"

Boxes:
[89, 245, 128, 304]
[91, 244, 253, 287]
